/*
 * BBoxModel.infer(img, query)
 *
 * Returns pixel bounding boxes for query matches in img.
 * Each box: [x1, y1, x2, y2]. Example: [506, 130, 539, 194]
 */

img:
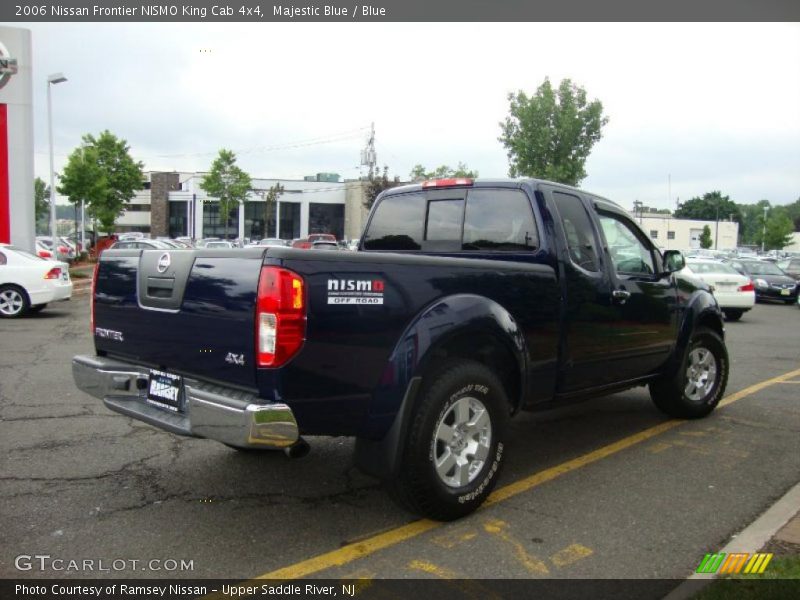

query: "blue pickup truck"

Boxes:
[73, 178, 728, 520]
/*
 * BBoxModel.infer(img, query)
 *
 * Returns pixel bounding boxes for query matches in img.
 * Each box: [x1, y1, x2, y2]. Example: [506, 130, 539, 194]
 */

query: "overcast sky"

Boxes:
[19, 22, 800, 210]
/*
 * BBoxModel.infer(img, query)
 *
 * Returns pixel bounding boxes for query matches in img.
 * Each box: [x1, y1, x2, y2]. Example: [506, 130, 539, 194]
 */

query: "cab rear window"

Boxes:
[364, 189, 538, 252]
[363, 193, 424, 250]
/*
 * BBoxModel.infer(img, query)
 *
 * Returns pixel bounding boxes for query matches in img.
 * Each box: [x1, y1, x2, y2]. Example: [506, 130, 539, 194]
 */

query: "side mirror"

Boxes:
[663, 250, 685, 274]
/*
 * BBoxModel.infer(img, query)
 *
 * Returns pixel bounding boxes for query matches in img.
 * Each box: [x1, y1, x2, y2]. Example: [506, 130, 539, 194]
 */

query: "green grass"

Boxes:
[69, 271, 90, 279]
[693, 556, 800, 600]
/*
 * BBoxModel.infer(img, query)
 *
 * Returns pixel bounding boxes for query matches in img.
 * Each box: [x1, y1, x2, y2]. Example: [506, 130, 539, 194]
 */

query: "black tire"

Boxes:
[388, 360, 509, 521]
[723, 309, 743, 321]
[650, 327, 729, 419]
[0, 285, 30, 319]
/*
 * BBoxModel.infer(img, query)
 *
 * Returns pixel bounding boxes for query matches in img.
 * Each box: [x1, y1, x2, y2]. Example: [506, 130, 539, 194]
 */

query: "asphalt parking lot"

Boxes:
[1, 297, 799, 583]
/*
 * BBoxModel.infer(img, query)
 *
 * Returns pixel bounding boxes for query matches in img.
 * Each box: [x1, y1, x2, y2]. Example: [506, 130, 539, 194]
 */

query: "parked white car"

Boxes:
[0, 244, 72, 318]
[683, 259, 755, 321]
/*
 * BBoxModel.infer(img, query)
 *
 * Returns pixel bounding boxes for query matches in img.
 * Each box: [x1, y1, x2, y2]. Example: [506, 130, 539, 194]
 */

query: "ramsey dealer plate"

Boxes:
[146, 369, 184, 412]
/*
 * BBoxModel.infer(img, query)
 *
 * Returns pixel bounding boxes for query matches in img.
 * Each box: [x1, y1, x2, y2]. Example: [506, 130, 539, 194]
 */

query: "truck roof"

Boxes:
[382, 178, 623, 211]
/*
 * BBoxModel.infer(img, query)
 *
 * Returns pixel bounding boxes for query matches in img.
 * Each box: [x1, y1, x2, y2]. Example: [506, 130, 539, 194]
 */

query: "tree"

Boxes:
[34, 177, 50, 232]
[498, 77, 608, 185]
[674, 191, 741, 224]
[409, 162, 478, 182]
[737, 200, 770, 246]
[699, 225, 713, 249]
[200, 149, 252, 240]
[363, 166, 400, 210]
[764, 213, 794, 250]
[262, 182, 284, 239]
[58, 130, 144, 233]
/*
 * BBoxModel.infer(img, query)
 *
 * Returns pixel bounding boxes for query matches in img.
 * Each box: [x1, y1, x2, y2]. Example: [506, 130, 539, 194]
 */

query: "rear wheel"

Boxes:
[650, 327, 728, 419]
[388, 360, 509, 521]
[723, 309, 743, 321]
[0, 285, 29, 318]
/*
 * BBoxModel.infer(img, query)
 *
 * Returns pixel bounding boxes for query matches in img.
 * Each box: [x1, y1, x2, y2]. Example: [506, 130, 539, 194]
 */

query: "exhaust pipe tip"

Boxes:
[284, 437, 310, 459]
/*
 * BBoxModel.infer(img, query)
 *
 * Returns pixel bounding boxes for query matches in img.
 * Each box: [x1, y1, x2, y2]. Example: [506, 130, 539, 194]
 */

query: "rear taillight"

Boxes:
[58, 245, 68, 254]
[421, 178, 474, 188]
[738, 281, 755, 292]
[38, 250, 52, 259]
[44, 267, 61, 279]
[256, 267, 306, 367]
[90, 262, 99, 334]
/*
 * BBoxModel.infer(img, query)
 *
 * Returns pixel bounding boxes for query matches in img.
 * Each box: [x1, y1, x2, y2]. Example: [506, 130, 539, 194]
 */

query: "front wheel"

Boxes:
[388, 360, 509, 521]
[650, 327, 729, 419]
[723, 309, 743, 321]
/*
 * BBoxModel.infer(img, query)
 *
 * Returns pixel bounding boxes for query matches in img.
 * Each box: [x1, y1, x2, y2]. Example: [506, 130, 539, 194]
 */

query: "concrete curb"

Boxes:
[663, 480, 800, 600]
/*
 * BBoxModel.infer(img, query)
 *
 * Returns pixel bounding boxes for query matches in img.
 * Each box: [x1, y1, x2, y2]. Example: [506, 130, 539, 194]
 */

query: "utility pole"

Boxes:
[633, 199, 643, 224]
[360, 122, 376, 180]
[714, 199, 720, 250]
[761, 205, 768, 253]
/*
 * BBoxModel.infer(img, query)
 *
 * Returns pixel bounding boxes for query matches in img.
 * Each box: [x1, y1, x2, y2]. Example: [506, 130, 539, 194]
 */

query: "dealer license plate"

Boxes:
[781, 289, 790, 296]
[146, 369, 184, 412]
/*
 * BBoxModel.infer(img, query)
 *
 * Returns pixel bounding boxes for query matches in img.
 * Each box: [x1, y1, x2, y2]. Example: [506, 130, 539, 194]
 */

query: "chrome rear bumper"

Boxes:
[72, 354, 298, 449]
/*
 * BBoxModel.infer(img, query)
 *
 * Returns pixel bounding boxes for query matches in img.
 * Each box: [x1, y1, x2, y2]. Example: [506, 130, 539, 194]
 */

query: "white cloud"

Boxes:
[22, 22, 800, 209]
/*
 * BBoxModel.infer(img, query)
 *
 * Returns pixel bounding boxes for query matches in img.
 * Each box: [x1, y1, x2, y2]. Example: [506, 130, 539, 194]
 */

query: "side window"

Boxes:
[0, 251, 6, 265]
[463, 189, 538, 251]
[553, 192, 599, 272]
[597, 212, 656, 275]
[363, 193, 424, 250]
[426, 199, 464, 241]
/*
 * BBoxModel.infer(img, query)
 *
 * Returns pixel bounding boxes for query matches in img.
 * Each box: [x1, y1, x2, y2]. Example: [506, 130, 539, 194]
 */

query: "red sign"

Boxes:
[0, 103, 9, 243]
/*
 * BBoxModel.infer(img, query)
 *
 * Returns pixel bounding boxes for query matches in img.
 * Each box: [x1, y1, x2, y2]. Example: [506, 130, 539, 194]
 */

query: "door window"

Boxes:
[553, 192, 599, 272]
[598, 212, 656, 275]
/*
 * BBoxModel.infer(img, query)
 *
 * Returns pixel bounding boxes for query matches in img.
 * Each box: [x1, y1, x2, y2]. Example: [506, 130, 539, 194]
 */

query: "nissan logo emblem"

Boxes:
[0, 42, 18, 91]
[157, 253, 171, 273]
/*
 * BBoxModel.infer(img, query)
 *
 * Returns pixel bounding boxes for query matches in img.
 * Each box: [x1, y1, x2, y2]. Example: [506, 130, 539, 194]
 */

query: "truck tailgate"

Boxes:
[93, 248, 264, 390]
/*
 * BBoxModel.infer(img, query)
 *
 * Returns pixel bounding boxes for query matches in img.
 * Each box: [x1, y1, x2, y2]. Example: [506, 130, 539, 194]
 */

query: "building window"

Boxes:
[124, 204, 151, 212]
[309, 203, 344, 240]
[245, 201, 276, 241]
[280, 202, 301, 240]
[169, 201, 188, 238]
[202, 201, 239, 239]
[667, 231, 675, 240]
[650, 230, 658, 239]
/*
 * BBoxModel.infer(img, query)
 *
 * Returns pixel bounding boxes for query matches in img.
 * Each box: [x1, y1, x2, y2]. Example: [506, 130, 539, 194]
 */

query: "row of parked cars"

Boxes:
[107, 233, 361, 252]
[680, 253, 799, 321]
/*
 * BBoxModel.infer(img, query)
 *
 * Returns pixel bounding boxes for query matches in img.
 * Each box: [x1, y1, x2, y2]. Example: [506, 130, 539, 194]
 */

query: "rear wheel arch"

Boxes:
[417, 328, 524, 415]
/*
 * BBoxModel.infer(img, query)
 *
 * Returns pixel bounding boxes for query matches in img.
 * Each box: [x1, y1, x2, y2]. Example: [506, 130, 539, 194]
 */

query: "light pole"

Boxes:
[47, 72, 67, 260]
[761, 205, 768, 254]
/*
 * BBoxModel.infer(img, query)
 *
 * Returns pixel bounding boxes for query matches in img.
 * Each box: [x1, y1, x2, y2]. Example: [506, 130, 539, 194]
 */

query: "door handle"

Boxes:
[612, 289, 631, 304]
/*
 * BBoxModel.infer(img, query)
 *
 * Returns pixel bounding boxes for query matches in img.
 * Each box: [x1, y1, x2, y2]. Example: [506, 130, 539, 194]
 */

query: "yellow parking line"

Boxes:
[258, 520, 439, 580]
[253, 366, 800, 580]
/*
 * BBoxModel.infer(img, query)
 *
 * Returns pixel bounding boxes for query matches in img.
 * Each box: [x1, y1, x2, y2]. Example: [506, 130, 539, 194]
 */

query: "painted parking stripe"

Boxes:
[252, 366, 800, 580]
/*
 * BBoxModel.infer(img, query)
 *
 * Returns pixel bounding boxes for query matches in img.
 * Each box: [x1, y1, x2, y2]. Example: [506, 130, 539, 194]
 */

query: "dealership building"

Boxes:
[634, 211, 739, 251]
[115, 172, 372, 242]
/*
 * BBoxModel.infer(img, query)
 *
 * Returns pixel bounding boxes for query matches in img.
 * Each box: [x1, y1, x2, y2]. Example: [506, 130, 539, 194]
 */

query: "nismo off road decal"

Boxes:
[327, 278, 384, 304]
